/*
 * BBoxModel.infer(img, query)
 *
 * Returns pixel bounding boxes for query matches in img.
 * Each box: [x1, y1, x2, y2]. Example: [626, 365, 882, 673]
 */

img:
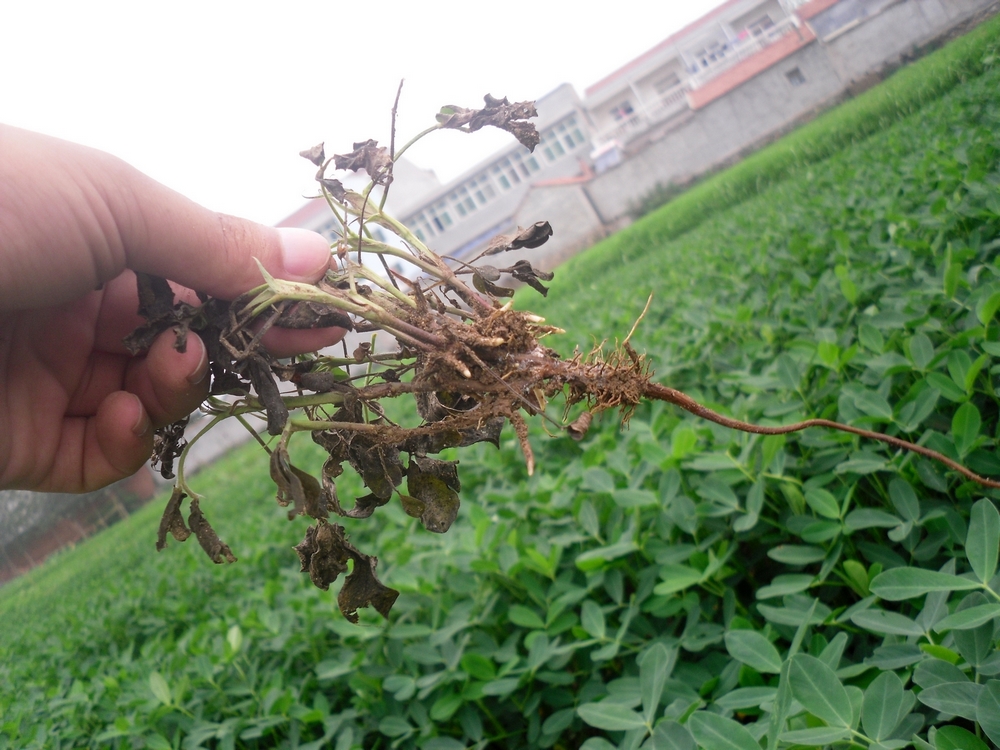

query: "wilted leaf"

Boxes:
[299, 142, 325, 166]
[156, 486, 191, 551]
[333, 139, 392, 185]
[275, 301, 354, 331]
[437, 94, 540, 151]
[484, 221, 553, 255]
[187, 499, 236, 564]
[338, 548, 398, 623]
[150, 417, 188, 480]
[505, 260, 554, 296]
[472, 271, 514, 298]
[245, 354, 287, 436]
[406, 455, 461, 532]
[269, 445, 326, 519]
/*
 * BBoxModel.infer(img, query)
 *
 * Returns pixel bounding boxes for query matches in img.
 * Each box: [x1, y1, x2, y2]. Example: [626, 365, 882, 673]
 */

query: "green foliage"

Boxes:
[4, 20, 1000, 750]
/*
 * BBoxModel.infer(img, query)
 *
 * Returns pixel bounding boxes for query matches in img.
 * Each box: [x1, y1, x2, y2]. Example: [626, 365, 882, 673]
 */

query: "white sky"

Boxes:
[1, 1, 725, 226]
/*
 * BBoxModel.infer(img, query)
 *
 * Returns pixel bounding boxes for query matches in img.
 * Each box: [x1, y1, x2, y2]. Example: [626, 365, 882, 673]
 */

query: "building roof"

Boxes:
[584, 0, 749, 99]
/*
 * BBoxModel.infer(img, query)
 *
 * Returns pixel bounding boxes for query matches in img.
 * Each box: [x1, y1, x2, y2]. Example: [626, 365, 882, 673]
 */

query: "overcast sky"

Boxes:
[1, 1, 725, 226]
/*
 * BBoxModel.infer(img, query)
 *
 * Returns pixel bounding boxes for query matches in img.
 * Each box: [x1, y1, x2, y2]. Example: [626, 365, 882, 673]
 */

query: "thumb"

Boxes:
[104, 157, 331, 298]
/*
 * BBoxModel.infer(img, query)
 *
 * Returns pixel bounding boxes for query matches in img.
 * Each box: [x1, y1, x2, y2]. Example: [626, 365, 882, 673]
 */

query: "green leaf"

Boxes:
[577, 702, 647, 731]
[899, 387, 940, 432]
[952, 593, 996, 667]
[378, 716, 413, 738]
[862, 671, 904, 741]
[507, 605, 546, 630]
[835, 265, 858, 305]
[926, 372, 968, 402]
[952, 402, 981, 456]
[869, 568, 980, 600]
[459, 653, 496, 682]
[934, 725, 989, 750]
[916, 682, 981, 721]
[581, 600, 606, 640]
[429, 693, 463, 721]
[888, 480, 920, 523]
[805, 488, 841, 519]
[582, 467, 616, 493]
[714, 687, 778, 710]
[859, 324, 885, 353]
[933, 603, 1000, 632]
[854, 390, 894, 421]
[787, 654, 853, 727]
[647, 721, 695, 750]
[144, 736, 173, 750]
[687, 711, 762, 750]
[654, 565, 703, 596]
[768, 545, 826, 565]
[149, 672, 171, 706]
[724, 630, 783, 674]
[575, 539, 638, 571]
[908, 333, 935, 370]
[966, 498, 999, 584]
[976, 290, 1000, 326]
[480, 678, 519, 696]
[850, 609, 925, 637]
[755, 574, 814, 600]
[640, 643, 673, 725]
[845, 508, 901, 530]
[977, 681, 1000, 747]
[612, 488, 658, 508]
[835, 452, 887, 475]
[780, 727, 852, 745]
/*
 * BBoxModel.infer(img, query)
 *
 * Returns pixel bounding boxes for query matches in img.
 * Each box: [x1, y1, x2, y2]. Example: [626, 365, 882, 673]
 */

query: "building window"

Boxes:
[610, 101, 635, 122]
[746, 15, 774, 36]
[654, 73, 681, 94]
[786, 67, 806, 86]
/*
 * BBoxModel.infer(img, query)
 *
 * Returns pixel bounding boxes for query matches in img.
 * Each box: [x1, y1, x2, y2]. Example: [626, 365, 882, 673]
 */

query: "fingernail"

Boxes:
[186, 334, 209, 385]
[129, 395, 151, 437]
[276, 227, 331, 280]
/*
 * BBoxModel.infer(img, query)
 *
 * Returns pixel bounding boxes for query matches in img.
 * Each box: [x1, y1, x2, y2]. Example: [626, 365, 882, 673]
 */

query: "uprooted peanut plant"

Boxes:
[132, 91, 1000, 624]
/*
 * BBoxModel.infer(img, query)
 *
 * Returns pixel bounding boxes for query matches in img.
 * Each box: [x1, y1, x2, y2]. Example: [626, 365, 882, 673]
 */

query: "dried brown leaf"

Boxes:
[482, 221, 553, 256]
[406, 456, 461, 533]
[187, 498, 237, 564]
[299, 142, 326, 167]
[269, 445, 326, 519]
[151, 417, 189, 480]
[275, 301, 354, 331]
[333, 139, 393, 185]
[156, 486, 191, 551]
[338, 550, 398, 623]
[437, 94, 540, 151]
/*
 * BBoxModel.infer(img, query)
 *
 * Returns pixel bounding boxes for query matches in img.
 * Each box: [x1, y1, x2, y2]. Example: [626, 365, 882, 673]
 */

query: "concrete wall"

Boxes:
[581, 0, 995, 225]
[584, 39, 845, 222]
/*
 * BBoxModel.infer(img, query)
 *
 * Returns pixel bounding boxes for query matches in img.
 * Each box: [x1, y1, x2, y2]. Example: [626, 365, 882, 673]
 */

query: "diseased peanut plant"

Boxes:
[133, 91, 1000, 623]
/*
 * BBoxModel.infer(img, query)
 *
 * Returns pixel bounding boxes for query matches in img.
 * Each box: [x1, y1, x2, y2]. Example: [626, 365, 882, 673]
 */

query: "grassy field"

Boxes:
[3, 16, 1000, 750]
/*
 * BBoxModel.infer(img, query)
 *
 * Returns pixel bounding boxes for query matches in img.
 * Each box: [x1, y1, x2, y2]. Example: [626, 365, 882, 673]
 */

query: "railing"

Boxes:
[594, 81, 691, 144]
[688, 15, 800, 89]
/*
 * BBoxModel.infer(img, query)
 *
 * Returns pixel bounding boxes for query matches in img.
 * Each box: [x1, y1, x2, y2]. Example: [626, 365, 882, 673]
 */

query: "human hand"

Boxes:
[0, 124, 343, 492]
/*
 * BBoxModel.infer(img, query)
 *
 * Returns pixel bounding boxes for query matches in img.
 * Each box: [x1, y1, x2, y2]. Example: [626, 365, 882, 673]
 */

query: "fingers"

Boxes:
[101, 152, 332, 299]
[0, 125, 332, 308]
[125, 329, 209, 427]
[35, 391, 152, 493]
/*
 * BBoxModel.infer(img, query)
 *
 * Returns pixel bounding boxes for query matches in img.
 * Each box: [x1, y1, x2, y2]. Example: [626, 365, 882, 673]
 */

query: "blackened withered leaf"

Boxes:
[406, 456, 461, 533]
[399, 417, 505, 454]
[483, 221, 554, 255]
[294, 371, 347, 394]
[293, 521, 349, 590]
[333, 139, 393, 185]
[151, 417, 189, 480]
[299, 142, 326, 167]
[320, 456, 346, 517]
[437, 94, 540, 151]
[188, 498, 237, 564]
[269, 446, 326, 519]
[275, 301, 354, 331]
[505, 260, 555, 297]
[474, 265, 501, 282]
[473, 271, 514, 298]
[346, 435, 403, 501]
[343, 493, 389, 519]
[123, 273, 178, 354]
[338, 551, 398, 623]
[156, 486, 191, 551]
[293, 521, 399, 622]
[320, 177, 347, 201]
[246, 354, 287, 436]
